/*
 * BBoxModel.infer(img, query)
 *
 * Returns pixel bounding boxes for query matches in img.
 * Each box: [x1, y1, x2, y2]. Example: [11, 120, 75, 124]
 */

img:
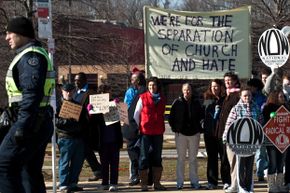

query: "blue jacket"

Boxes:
[124, 87, 137, 108]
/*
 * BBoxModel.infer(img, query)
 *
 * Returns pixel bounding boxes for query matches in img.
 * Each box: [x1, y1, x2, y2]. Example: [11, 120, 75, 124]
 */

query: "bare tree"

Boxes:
[180, 0, 290, 74]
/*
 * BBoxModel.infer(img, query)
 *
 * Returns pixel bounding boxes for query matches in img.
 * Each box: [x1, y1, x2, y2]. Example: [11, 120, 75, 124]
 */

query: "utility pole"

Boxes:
[37, 0, 56, 192]
[68, 0, 72, 83]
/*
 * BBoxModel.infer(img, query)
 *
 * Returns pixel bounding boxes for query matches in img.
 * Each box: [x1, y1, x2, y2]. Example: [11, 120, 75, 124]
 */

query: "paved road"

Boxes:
[46, 181, 268, 193]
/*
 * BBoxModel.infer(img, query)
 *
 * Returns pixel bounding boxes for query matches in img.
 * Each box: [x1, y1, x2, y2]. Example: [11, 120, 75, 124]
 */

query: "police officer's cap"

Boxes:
[62, 83, 75, 92]
[6, 16, 35, 39]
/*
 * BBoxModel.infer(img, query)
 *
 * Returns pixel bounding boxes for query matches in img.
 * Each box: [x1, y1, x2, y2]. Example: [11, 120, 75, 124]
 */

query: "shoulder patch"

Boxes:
[27, 57, 39, 66]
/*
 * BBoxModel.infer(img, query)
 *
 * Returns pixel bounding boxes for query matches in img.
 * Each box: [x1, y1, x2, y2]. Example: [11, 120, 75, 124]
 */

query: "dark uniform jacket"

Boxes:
[11, 40, 48, 133]
[169, 96, 204, 136]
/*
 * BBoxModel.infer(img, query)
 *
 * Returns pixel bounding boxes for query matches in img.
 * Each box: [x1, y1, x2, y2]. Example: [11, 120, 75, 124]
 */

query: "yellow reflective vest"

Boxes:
[5, 46, 55, 107]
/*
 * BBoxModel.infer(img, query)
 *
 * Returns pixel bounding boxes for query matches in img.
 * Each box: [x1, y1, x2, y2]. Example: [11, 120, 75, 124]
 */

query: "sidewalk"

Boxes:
[45, 180, 269, 193]
[45, 125, 269, 192]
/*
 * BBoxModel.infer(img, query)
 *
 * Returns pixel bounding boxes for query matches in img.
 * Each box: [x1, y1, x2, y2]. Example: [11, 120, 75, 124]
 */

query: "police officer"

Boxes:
[0, 16, 55, 193]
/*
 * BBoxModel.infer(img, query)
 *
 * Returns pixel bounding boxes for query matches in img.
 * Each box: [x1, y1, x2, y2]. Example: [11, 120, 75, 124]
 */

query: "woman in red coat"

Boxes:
[133, 77, 166, 191]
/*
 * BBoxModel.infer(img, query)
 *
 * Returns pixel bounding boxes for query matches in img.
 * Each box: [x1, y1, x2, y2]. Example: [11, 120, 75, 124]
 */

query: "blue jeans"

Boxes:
[266, 146, 285, 174]
[58, 137, 85, 188]
[255, 146, 268, 177]
[127, 137, 140, 179]
[139, 135, 163, 170]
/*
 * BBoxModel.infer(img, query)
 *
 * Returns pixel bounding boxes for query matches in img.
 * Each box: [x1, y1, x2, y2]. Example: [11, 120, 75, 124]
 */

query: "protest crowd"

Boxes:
[53, 67, 290, 193]
[1, 7, 290, 193]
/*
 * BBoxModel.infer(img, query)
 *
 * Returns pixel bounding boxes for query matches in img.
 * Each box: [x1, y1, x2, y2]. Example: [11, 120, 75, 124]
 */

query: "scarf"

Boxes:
[152, 93, 161, 105]
[226, 87, 240, 95]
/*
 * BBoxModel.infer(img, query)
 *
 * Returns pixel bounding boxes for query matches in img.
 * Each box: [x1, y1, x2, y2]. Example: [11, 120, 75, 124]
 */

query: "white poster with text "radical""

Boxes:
[143, 6, 251, 79]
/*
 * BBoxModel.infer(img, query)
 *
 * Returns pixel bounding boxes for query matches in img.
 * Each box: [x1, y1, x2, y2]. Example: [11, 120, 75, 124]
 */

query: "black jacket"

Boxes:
[203, 97, 224, 137]
[55, 99, 87, 138]
[169, 96, 204, 136]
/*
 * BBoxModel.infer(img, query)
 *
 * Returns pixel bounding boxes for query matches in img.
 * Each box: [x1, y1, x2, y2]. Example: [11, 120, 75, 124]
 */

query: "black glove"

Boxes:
[14, 128, 25, 145]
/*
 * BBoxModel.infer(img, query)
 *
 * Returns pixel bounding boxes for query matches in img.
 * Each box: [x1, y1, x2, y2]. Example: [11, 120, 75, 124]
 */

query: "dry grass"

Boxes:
[44, 138, 208, 183]
[43, 156, 207, 183]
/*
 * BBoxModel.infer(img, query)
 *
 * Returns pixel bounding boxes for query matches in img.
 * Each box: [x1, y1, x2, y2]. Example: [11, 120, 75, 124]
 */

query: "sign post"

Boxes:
[37, 0, 56, 192]
[263, 106, 290, 153]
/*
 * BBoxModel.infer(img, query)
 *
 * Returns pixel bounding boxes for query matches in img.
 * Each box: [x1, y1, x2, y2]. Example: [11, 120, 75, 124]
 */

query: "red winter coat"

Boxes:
[134, 91, 165, 135]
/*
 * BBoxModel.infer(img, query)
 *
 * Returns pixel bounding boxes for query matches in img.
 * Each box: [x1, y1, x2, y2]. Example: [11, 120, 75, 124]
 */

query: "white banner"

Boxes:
[144, 6, 252, 79]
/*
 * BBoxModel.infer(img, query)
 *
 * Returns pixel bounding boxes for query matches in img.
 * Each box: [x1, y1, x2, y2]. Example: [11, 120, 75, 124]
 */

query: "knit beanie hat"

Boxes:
[6, 16, 35, 39]
[62, 83, 75, 92]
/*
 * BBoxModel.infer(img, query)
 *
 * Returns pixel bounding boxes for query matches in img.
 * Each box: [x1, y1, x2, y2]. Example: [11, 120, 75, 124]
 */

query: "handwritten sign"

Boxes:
[144, 6, 251, 79]
[59, 100, 82, 121]
[117, 102, 129, 125]
[104, 101, 120, 125]
[89, 93, 109, 114]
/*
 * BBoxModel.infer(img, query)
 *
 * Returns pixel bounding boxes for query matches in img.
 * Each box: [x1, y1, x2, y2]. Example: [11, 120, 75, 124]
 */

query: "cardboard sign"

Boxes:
[89, 93, 110, 114]
[263, 106, 290, 153]
[59, 100, 82, 121]
[227, 117, 264, 157]
[117, 102, 129, 125]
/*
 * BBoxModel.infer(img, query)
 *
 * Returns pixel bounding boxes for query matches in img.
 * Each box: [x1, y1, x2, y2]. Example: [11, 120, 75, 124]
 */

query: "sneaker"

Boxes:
[176, 184, 183, 190]
[191, 183, 201, 190]
[206, 183, 218, 190]
[59, 186, 68, 191]
[59, 186, 70, 193]
[129, 178, 140, 186]
[61, 189, 70, 193]
[109, 185, 118, 192]
[99, 185, 109, 190]
[225, 186, 238, 193]
[223, 183, 230, 190]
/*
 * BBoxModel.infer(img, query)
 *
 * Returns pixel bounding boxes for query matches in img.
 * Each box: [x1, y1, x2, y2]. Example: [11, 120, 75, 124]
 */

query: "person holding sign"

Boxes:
[223, 86, 263, 193]
[169, 83, 204, 190]
[133, 77, 166, 191]
[55, 83, 86, 192]
[262, 90, 289, 193]
[260, 67, 272, 87]
[247, 78, 268, 182]
[97, 84, 123, 192]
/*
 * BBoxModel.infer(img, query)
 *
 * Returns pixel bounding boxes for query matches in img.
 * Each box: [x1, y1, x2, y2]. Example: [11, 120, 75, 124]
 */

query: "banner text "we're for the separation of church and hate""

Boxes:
[144, 6, 251, 79]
